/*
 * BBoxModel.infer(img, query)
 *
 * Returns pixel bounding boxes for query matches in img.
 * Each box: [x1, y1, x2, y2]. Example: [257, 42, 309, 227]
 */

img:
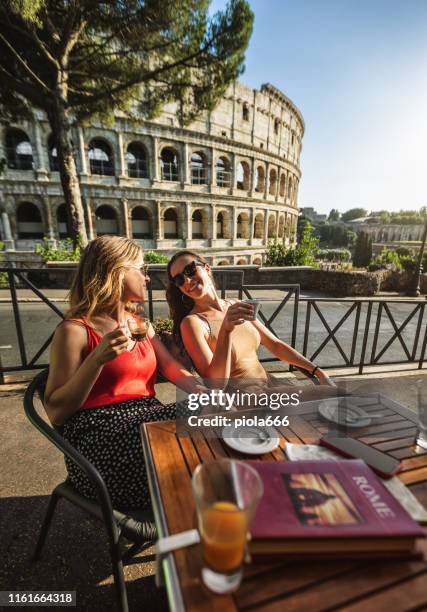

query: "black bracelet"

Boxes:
[311, 365, 319, 377]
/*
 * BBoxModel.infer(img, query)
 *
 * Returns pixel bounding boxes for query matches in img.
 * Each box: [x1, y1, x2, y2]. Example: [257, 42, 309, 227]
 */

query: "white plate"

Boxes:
[318, 398, 372, 428]
[221, 424, 280, 455]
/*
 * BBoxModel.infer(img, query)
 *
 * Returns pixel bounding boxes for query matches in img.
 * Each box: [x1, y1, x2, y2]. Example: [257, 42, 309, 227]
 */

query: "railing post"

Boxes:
[8, 270, 28, 367]
[359, 301, 373, 375]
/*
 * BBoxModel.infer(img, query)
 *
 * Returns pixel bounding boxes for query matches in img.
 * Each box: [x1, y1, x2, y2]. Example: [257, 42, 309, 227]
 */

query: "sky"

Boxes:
[210, 0, 427, 215]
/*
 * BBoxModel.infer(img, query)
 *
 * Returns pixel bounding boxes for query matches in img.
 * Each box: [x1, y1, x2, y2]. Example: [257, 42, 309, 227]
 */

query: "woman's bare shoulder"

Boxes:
[54, 319, 87, 343]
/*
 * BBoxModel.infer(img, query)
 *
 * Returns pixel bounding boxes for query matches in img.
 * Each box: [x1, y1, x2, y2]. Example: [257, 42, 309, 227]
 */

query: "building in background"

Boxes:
[0, 83, 303, 265]
[300, 207, 327, 224]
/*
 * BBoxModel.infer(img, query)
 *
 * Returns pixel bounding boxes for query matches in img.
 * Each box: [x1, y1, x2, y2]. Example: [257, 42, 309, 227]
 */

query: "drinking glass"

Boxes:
[192, 459, 263, 594]
[416, 379, 427, 449]
[127, 303, 149, 341]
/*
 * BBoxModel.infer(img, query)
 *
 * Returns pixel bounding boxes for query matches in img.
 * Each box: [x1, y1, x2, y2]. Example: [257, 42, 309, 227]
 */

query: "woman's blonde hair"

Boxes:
[67, 235, 143, 321]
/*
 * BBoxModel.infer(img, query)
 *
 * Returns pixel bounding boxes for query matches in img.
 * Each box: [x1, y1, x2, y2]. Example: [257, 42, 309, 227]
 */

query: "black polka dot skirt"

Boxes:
[62, 396, 176, 510]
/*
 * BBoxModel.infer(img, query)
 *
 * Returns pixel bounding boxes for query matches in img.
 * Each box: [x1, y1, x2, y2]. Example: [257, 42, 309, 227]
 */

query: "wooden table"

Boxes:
[141, 394, 427, 612]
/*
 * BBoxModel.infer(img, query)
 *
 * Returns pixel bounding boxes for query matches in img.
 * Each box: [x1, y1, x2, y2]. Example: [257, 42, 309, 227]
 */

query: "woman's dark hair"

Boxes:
[166, 250, 211, 347]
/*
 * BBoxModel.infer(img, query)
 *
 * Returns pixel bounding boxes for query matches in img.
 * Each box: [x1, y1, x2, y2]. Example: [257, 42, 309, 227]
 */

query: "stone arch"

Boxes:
[127, 142, 149, 178]
[17, 201, 44, 238]
[191, 208, 208, 239]
[56, 203, 68, 238]
[190, 151, 207, 185]
[5, 128, 33, 170]
[48, 133, 59, 172]
[236, 212, 250, 239]
[160, 146, 179, 181]
[268, 214, 276, 238]
[216, 259, 230, 266]
[278, 215, 285, 238]
[279, 173, 286, 197]
[216, 210, 231, 239]
[242, 102, 249, 121]
[253, 257, 262, 266]
[131, 206, 152, 238]
[274, 118, 280, 135]
[236, 258, 247, 265]
[163, 207, 179, 238]
[255, 165, 265, 193]
[88, 138, 115, 176]
[253, 213, 264, 239]
[236, 160, 250, 191]
[95, 204, 119, 235]
[216, 156, 231, 187]
[269, 168, 277, 196]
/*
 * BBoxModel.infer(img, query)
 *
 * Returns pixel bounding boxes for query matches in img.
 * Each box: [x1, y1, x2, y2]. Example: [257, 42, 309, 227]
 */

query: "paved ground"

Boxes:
[1, 370, 427, 611]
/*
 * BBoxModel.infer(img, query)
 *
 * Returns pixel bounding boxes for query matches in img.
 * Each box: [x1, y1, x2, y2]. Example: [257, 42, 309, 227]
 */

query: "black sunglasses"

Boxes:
[171, 260, 205, 287]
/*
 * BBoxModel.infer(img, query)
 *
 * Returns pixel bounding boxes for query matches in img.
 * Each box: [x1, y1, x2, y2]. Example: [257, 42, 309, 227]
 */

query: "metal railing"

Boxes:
[1, 267, 426, 382]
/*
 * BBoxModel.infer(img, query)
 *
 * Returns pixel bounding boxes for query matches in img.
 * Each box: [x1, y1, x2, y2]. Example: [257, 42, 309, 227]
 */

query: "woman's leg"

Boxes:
[62, 398, 176, 509]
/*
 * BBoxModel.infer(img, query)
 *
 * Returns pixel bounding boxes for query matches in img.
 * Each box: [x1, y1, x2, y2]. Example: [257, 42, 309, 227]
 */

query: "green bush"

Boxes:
[0, 271, 9, 288]
[0, 241, 5, 251]
[266, 221, 319, 266]
[316, 248, 351, 263]
[367, 247, 402, 271]
[35, 237, 81, 263]
[152, 317, 173, 335]
[144, 251, 169, 264]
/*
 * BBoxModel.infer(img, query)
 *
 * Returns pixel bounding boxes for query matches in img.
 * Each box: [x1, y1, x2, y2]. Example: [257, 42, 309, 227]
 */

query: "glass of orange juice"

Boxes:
[192, 459, 263, 594]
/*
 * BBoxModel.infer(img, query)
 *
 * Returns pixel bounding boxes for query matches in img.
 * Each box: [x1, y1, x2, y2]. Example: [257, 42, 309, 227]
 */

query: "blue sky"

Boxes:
[210, 0, 427, 215]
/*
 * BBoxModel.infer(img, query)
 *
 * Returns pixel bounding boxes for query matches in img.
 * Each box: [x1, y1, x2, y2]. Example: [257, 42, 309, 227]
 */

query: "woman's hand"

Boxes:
[92, 327, 129, 366]
[316, 368, 336, 387]
[221, 301, 255, 333]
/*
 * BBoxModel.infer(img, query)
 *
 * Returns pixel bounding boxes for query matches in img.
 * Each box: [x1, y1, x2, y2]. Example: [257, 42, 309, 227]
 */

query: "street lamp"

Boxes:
[407, 218, 427, 297]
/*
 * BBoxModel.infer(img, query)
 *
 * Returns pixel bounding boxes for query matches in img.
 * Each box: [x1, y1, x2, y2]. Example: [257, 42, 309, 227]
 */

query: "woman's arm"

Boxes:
[148, 325, 207, 394]
[252, 319, 335, 386]
[44, 321, 129, 426]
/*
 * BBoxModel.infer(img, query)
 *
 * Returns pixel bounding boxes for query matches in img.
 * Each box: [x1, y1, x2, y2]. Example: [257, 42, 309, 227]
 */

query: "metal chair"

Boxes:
[23, 369, 157, 612]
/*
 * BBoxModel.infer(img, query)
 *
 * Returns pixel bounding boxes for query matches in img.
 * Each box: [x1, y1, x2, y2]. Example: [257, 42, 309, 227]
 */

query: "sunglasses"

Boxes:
[171, 260, 205, 287]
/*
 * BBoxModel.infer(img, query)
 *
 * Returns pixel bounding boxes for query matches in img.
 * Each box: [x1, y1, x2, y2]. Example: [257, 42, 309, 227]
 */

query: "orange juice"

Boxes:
[201, 501, 247, 572]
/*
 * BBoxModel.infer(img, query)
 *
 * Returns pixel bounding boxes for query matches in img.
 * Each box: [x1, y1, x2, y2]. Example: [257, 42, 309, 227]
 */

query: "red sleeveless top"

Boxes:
[66, 319, 157, 410]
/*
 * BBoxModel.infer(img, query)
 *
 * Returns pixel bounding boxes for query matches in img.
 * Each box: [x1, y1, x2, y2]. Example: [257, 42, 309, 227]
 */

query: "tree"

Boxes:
[341, 207, 368, 222]
[0, 0, 253, 245]
[352, 231, 372, 268]
[328, 208, 340, 222]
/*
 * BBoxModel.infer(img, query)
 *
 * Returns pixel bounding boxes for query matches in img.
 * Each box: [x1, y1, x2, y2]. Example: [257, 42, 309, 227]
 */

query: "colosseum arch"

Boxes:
[269, 168, 277, 196]
[191, 209, 207, 239]
[160, 146, 179, 181]
[216, 156, 231, 187]
[253, 213, 264, 239]
[48, 134, 59, 172]
[6, 128, 33, 170]
[278, 215, 285, 238]
[255, 165, 266, 193]
[88, 138, 115, 176]
[268, 214, 276, 238]
[216, 259, 230, 266]
[56, 203, 68, 238]
[95, 204, 119, 235]
[236, 258, 247, 265]
[253, 257, 262, 266]
[236, 212, 250, 239]
[131, 206, 152, 238]
[126, 142, 149, 179]
[190, 151, 207, 185]
[287, 177, 293, 200]
[274, 118, 280, 135]
[279, 173, 286, 197]
[163, 207, 179, 238]
[17, 202, 44, 238]
[216, 210, 231, 239]
[236, 161, 250, 191]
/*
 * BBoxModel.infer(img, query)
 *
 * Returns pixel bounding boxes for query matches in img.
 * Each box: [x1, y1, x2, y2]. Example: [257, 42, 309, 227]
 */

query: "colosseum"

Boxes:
[0, 82, 303, 265]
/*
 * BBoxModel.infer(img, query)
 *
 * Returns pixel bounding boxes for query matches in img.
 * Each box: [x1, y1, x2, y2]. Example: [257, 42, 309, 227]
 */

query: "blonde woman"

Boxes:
[45, 236, 203, 509]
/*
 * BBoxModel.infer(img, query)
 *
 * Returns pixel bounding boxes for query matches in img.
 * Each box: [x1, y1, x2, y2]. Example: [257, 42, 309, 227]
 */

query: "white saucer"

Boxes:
[318, 397, 372, 428]
[221, 424, 280, 455]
